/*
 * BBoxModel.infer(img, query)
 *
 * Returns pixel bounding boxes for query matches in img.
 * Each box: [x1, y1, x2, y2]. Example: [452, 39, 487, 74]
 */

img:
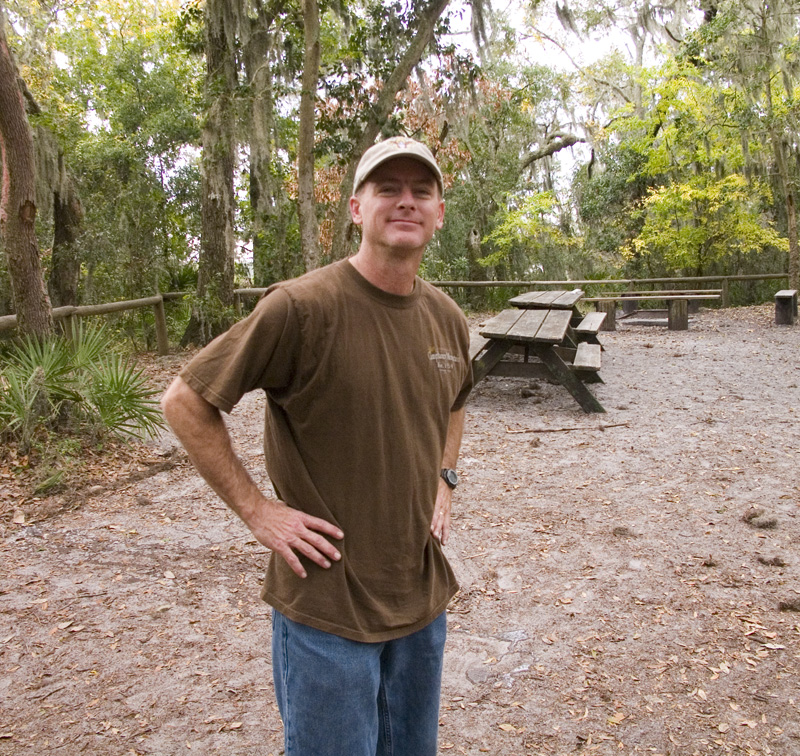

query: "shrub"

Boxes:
[0, 324, 165, 452]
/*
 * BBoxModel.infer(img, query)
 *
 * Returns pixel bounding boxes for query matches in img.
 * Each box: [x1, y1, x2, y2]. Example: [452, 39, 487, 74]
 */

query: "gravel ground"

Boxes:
[1, 304, 799, 755]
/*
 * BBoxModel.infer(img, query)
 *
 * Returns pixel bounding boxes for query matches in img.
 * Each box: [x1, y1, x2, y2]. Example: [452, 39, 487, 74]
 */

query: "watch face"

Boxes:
[443, 469, 458, 487]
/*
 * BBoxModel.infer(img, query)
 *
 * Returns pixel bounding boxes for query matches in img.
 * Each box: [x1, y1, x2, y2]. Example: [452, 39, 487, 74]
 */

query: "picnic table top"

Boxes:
[480, 308, 573, 345]
[508, 289, 584, 309]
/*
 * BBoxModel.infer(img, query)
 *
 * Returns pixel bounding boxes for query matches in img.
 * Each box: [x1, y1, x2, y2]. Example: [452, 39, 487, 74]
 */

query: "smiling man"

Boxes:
[161, 137, 473, 756]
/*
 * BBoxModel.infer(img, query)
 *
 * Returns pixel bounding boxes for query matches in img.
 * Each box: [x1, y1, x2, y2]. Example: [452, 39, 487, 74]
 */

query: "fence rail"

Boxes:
[0, 272, 789, 353]
[430, 272, 789, 309]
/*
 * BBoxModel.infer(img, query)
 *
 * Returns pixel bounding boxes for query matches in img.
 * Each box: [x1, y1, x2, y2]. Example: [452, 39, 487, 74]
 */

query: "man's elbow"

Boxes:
[161, 377, 202, 430]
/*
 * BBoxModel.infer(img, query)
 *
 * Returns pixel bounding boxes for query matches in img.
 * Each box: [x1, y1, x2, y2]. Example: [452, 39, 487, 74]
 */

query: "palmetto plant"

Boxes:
[0, 324, 165, 450]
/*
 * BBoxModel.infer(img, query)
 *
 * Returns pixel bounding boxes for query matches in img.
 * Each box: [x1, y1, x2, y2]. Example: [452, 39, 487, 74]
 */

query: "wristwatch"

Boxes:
[440, 468, 458, 489]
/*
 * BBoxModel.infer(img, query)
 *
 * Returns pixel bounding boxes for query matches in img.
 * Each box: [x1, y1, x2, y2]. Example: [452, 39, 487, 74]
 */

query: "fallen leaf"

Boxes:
[499, 723, 516, 732]
[718, 723, 730, 733]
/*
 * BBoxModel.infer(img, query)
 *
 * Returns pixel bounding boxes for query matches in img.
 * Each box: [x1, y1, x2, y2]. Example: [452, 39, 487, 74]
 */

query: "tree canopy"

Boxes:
[1, 0, 798, 339]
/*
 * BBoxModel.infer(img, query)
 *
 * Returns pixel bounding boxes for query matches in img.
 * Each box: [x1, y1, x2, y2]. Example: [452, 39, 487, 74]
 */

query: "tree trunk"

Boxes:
[49, 176, 83, 307]
[245, 7, 291, 287]
[28, 94, 85, 309]
[764, 55, 800, 291]
[0, 16, 52, 338]
[298, 0, 321, 270]
[328, 0, 452, 261]
[774, 137, 800, 291]
[182, 0, 238, 346]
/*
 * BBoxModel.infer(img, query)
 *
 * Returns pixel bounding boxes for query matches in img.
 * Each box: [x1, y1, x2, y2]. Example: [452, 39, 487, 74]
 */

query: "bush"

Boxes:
[0, 324, 165, 452]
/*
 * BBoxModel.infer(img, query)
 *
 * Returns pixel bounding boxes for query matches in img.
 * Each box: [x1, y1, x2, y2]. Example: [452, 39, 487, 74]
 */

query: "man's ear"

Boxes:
[435, 199, 445, 230]
[349, 195, 363, 225]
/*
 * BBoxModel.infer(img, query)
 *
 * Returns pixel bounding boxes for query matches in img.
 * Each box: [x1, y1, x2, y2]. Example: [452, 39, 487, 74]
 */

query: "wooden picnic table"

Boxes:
[471, 290, 606, 413]
[508, 289, 585, 311]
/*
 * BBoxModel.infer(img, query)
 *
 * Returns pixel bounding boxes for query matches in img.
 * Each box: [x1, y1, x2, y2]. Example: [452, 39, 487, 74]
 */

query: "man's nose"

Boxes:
[396, 187, 416, 207]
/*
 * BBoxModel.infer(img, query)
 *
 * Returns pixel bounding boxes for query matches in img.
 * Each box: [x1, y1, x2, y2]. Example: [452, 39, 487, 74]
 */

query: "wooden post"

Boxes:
[774, 290, 797, 325]
[596, 301, 616, 331]
[62, 312, 76, 341]
[153, 297, 169, 355]
[668, 299, 689, 330]
[234, 291, 242, 316]
[721, 279, 730, 308]
[621, 290, 637, 315]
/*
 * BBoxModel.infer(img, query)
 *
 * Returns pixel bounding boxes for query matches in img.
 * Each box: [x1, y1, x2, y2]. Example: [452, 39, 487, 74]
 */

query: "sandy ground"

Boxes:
[1, 304, 799, 755]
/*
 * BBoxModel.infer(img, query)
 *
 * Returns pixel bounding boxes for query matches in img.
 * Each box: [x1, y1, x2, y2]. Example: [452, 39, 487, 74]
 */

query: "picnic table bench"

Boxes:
[471, 290, 606, 413]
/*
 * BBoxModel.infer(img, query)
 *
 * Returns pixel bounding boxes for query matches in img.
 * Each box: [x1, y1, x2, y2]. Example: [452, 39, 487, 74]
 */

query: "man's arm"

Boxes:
[160, 377, 343, 578]
[430, 406, 466, 545]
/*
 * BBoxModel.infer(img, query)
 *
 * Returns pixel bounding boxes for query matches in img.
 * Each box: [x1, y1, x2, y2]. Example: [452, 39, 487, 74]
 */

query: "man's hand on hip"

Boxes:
[247, 496, 343, 579]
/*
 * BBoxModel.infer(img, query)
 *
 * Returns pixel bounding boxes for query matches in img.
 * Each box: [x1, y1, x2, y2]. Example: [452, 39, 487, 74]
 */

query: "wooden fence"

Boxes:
[0, 273, 789, 354]
[427, 273, 790, 309]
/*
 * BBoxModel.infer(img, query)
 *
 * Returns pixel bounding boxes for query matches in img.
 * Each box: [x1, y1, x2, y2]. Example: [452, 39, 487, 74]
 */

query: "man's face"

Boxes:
[350, 157, 445, 255]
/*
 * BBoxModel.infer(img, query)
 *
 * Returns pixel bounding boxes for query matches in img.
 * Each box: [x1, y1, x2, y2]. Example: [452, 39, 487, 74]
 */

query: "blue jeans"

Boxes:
[271, 610, 447, 756]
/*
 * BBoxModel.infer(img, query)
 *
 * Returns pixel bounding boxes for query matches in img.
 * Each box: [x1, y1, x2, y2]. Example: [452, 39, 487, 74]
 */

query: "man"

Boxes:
[161, 137, 473, 756]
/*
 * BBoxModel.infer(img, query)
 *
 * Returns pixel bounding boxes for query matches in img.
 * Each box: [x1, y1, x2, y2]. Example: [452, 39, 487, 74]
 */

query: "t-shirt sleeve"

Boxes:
[179, 287, 300, 413]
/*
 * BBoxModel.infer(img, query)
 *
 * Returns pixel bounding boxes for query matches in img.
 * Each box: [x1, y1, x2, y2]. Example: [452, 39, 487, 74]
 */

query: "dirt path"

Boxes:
[1, 305, 799, 755]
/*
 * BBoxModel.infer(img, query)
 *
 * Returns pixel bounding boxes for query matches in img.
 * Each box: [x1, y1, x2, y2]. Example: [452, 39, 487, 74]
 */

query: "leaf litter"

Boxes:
[1, 305, 799, 754]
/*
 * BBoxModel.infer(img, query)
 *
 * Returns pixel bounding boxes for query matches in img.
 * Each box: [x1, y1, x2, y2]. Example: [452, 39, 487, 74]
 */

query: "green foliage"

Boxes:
[0, 324, 165, 452]
[4, 0, 796, 320]
[8, 0, 203, 306]
[83, 352, 165, 439]
[431, 59, 588, 285]
[631, 174, 788, 274]
[480, 191, 571, 271]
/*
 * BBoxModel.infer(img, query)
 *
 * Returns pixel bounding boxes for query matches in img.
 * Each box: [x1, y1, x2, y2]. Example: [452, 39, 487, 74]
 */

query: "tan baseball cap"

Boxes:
[353, 136, 444, 195]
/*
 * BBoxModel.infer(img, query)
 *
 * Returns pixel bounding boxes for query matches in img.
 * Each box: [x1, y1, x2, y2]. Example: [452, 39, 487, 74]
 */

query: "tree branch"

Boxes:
[521, 133, 587, 170]
[329, 0, 452, 260]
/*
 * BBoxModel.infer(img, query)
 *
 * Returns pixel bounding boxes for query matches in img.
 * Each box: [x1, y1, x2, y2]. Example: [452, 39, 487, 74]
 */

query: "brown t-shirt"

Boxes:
[180, 260, 473, 642]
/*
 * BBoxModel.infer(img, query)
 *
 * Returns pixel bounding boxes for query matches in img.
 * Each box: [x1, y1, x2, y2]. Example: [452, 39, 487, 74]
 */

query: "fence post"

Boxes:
[596, 301, 616, 331]
[668, 299, 689, 330]
[63, 312, 76, 341]
[621, 287, 637, 316]
[721, 279, 730, 308]
[153, 297, 169, 356]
